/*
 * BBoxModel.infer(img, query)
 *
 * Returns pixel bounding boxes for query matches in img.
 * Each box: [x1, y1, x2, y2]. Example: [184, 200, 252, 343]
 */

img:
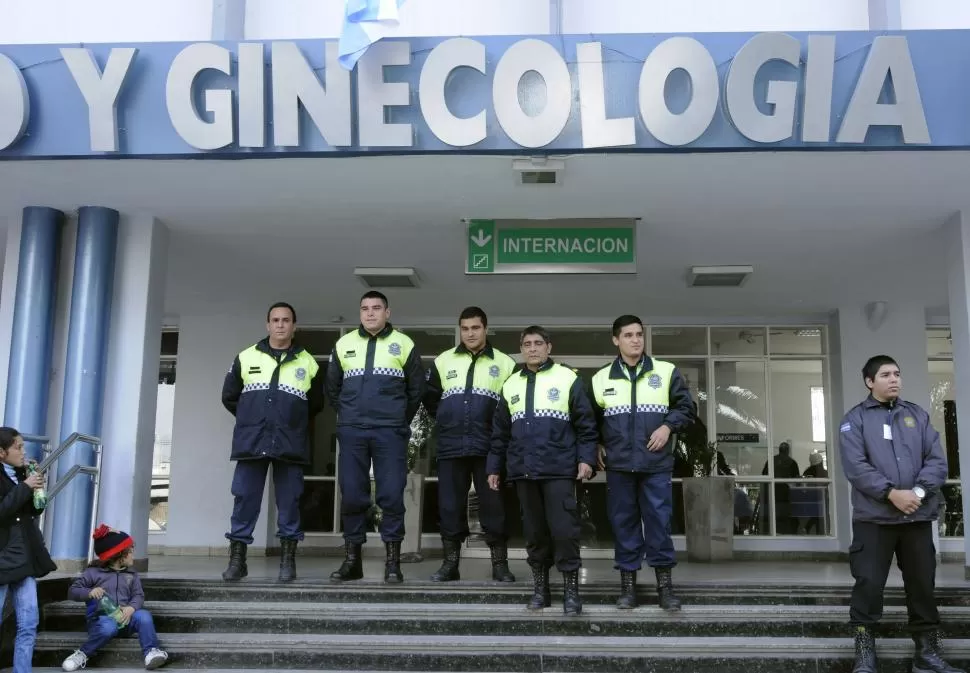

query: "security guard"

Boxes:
[591, 315, 695, 611]
[839, 355, 962, 673]
[424, 307, 517, 582]
[327, 291, 425, 584]
[487, 326, 598, 615]
[221, 302, 324, 583]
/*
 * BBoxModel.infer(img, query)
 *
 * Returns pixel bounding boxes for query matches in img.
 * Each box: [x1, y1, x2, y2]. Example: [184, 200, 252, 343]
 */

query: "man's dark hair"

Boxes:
[862, 355, 899, 383]
[779, 441, 791, 455]
[459, 306, 488, 327]
[521, 325, 551, 344]
[612, 314, 644, 338]
[266, 302, 297, 323]
[360, 290, 389, 308]
[0, 427, 20, 451]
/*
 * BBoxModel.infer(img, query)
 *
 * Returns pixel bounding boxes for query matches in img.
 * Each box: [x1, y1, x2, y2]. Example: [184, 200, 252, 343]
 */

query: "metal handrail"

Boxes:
[19, 431, 104, 564]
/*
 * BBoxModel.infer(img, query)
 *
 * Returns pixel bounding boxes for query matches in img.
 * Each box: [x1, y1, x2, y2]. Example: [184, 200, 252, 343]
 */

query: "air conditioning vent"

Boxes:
[353, 267, 420, 288]
[520, 170, 558, 185]
[688, 265, 753, 288]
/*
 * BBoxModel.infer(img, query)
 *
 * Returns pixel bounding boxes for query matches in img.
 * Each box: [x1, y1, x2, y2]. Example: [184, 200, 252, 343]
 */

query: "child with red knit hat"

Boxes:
[61, 525, 168, 671]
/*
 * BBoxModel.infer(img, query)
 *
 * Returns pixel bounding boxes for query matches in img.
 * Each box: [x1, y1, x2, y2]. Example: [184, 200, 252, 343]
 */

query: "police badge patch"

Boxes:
[647, 374, 662, 389]
[446, 370, 458, 380]
[388, 343, 402, 356]
[547, 387, 560, 402]
[295, 368, 307, 381]
[510, 394, 520, 405]
[489, 365, 500, 378]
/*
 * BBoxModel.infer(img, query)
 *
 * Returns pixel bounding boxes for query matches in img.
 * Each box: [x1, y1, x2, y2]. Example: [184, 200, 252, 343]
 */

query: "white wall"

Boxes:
[900, 0, 970, 29]
[0, 0, 214, 44]
[165, 310, 273, 552]
[563, 0, 870, 33]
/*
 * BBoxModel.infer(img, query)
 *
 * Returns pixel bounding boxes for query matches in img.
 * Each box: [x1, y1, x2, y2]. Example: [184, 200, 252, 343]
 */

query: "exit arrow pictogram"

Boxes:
[470, 230, 492, 247]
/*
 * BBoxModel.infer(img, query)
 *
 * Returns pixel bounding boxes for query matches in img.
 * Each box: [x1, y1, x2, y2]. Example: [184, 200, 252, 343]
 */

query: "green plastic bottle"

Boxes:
[98, 595, 125, 625]
[25, 463, 47, 510]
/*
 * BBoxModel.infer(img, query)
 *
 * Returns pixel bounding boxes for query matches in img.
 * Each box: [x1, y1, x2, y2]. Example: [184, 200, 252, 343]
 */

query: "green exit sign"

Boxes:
[466, 219, 637, 274]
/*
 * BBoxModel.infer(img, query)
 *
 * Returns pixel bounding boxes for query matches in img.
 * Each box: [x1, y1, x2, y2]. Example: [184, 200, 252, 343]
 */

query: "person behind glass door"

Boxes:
[220, 302, 325, 583]
[0, 427, 56, 673]
[487, 326, 598, 616]
[839, 355, 963, 673]
[327, 291, 425, 584]
[423, 306, 517, 582]
[590, 315, 696, 611]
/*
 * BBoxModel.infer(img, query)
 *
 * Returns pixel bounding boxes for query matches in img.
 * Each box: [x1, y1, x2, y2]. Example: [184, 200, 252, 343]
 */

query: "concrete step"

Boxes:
[32, 633, 970, 672]
[40, 601, 970, 639]
[135, 577, 970, 606]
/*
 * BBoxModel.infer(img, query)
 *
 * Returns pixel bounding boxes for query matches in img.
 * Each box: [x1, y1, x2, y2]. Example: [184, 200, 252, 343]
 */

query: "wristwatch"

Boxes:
[913, 486, 926, 500]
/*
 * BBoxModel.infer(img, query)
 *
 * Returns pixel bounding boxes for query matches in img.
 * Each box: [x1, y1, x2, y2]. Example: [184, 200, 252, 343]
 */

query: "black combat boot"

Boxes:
[852, 626, 878, 673]
[913, 631, 966, 673]
[562, 570, 582, 616]
[616, 570, 637, 609]
[430, 539, 461, 582]
[489, 543, 515, 582]
[221, 540, 248, 582]
[329, 542, 363, 582]
[655, 567, 681, 612]
[384, 541, 404, 584]
[527, 564, 551, 610]
[278, 539, 297, 583]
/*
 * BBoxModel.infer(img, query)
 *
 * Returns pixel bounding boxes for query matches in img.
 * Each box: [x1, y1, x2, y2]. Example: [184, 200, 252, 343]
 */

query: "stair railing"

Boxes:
[21, 432, 104, 564]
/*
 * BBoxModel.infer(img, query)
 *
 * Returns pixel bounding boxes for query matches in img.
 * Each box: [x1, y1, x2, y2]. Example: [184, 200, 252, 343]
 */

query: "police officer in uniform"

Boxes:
[839, 355, 963, 673]
[424, 307, 516, 582]
[591, 315, 695, 611]
[327, 291, 425, 584]
[488, 326, 598, 615]
[221, 302, 324, 583]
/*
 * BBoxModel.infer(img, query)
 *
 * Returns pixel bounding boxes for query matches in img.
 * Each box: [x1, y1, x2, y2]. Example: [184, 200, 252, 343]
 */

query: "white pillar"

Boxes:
[166, 309, 273, 555]
[944, 211, 970, 579]
[831, 301, 930, 552]
[98, 215, 169, 567]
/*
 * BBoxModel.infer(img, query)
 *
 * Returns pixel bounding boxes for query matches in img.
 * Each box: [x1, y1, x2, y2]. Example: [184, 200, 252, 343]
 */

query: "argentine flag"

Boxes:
[338, 0, 408, 71]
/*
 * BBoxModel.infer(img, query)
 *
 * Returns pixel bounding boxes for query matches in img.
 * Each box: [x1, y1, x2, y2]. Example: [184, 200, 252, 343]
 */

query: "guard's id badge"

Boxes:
[883, 424, 893, 440]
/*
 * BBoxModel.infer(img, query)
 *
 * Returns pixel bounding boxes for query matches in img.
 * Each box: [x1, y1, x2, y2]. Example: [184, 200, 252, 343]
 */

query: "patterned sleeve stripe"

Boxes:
[373, 367, 405, 378]
[603, 404, 669, 417]
[511, 409, 571, 423]
[278, 384, 308, 401]
[241, 383, 271, 394]
[471, 387, 502, 401]
[344, 368, 366, 378]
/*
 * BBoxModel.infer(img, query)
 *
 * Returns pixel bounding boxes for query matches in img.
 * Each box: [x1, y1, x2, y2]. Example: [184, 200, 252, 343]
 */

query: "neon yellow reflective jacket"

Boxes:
[326, 324, 425, 428]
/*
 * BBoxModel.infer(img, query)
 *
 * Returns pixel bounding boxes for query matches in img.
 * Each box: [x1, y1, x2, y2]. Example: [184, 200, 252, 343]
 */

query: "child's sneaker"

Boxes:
[144, 647, 168, 669]
[62, 650, 88, 671]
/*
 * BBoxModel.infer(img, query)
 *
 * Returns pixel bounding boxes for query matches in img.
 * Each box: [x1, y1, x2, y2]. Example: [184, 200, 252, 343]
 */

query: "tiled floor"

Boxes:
[59, 554, 969, 587]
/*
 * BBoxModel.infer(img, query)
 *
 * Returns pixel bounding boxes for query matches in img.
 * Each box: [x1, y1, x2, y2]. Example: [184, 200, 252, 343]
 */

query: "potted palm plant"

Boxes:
[680, 436, 735, 562]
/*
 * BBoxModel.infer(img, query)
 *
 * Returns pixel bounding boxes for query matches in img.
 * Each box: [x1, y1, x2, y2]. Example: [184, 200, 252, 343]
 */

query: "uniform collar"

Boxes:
[455, 342, 495, 359]
[519, 357, 555, 376]
[255, 338, 301, 358]
[863, 394, 904, 409]
[358, 322, 394, 339]
[609, 355, 654, 380]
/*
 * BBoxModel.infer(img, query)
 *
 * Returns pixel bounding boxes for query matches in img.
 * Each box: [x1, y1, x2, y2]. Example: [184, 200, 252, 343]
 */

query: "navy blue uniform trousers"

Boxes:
[516, 478, 581, 572]
[338, 426, 408, 544]
[437, 456, 508, 545]
[607, 470, 675, 570]
[226, 458, 304, 544]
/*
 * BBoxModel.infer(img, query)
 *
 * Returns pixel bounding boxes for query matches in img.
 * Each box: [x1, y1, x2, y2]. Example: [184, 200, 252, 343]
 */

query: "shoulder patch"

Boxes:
[840, 423, 851, 433]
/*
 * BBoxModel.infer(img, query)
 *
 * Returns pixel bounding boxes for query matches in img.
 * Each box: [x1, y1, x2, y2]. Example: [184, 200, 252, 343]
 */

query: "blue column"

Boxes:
[3, 207, 65, 461]
[50, 207, 119, 561]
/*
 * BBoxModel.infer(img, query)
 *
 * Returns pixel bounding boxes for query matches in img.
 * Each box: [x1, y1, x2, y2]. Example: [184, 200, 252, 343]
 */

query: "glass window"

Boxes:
[927, 328, 953, 358]
[651, 327, 707, 356]
[711, 327, 766, 356]
[670, 359, 709, 480]
[768, 360, 828, 478]
[150, 341, 177, 532]
[487, 329, 523, 356]
[712, 360, 769, 477]
[160, 330, 179, 357]
[769, 327, 825, 356]
[488, 327, 614, 358]
[404, 328, 457, 356]
[810, 386, 826, 443]
[300, 480, 336, 533]
[296, 329, 341, 357]
[928, 356, 962, 537]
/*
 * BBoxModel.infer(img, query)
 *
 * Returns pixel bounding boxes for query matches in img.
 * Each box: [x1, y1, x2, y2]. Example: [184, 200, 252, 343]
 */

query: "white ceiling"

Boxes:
[0, 151, 965, 323]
